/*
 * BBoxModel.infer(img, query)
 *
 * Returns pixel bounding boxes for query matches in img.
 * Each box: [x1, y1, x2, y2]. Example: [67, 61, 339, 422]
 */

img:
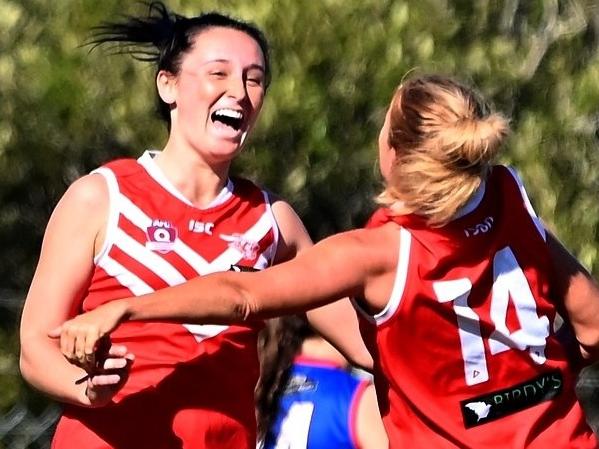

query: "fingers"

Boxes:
[54, 319, 103, 370]
[102, 357, 128, 370]
[107, 344, 129, 358]
[90, 373, 123, 386]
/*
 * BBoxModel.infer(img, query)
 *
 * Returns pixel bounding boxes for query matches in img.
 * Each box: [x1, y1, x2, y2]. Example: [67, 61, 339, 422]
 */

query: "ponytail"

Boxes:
[255, 316, 314, 443]
[378, 75, 509, 226]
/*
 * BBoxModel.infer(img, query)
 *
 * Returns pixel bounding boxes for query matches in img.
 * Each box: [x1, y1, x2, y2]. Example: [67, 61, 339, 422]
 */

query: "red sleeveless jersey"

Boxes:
[361, 165, 596, 449]
[52, 151, 279, 449]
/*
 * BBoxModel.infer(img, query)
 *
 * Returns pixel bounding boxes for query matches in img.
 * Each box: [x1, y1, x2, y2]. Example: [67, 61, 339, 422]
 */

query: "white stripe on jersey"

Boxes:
[93, 165, 275, 342]
[116, 194, 212, 273]
[182, 324, 229, 342]
[100, 255, 154, 296]
[114, 228, 187, 286]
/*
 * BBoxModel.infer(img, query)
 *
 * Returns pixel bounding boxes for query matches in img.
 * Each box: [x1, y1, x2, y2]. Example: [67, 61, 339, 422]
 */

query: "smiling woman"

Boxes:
[18, 2, 370, 449]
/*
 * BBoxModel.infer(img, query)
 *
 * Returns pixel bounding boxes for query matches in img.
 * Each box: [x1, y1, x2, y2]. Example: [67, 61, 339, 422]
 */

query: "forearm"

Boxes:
[20, 337, 91, 406]
[126, 273, 254, 323]
[547, 233, 599, 359]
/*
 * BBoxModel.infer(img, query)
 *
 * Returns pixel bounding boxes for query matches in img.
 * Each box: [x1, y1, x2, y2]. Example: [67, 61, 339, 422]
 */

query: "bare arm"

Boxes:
[20, 174, 130, 406]
[271, 198, 373, 369]
[355, 383, 389, 449]
[52, 226, 396, 367]
[547, 232, 599, 359]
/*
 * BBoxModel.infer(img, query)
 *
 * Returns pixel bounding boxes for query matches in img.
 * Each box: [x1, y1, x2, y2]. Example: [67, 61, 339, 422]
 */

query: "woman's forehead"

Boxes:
[187, 27, 264, 65]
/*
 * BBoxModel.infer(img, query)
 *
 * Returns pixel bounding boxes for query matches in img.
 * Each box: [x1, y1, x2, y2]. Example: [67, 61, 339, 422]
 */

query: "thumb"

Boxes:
[48, 325, 62, 338]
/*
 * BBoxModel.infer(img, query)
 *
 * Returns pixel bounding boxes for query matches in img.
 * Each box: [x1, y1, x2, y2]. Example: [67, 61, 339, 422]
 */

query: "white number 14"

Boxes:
[433, 246, 550, 386]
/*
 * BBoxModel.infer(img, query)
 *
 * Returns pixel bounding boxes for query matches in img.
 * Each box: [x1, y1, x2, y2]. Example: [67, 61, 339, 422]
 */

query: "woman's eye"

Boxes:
[247, 78, 263, 86]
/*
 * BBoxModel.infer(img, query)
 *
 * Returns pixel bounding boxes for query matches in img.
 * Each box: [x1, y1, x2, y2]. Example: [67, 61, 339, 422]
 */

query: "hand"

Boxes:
[83, 344, 135, 408]
[48, 299, 129, 371]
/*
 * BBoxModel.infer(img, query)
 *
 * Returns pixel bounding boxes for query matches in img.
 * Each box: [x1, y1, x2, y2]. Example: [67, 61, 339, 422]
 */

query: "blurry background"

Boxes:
[1, 0, 599, 447]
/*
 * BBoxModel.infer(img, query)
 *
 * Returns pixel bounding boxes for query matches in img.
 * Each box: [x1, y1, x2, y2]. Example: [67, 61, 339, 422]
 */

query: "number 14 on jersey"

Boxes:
[433, 246, 550, 386]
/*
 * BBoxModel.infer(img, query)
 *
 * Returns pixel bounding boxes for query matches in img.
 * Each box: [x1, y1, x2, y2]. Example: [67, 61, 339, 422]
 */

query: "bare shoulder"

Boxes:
[60, 173, 108, 211]
[318, 223, 400, 273]
[269, 195, 313, 262]
[48, 173, 109, 248]
[269, 195, 301, 224]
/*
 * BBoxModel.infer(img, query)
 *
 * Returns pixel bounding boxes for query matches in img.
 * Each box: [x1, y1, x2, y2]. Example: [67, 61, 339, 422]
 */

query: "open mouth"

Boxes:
[211, 108, 244, 131]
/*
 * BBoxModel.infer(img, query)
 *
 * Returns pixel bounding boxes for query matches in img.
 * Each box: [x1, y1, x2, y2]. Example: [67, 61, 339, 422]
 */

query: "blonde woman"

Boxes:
[52, 75, 599, 448]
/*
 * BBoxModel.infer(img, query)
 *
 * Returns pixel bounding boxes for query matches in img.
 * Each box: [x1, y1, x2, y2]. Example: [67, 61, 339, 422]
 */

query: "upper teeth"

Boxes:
[214, 109, 243, 119]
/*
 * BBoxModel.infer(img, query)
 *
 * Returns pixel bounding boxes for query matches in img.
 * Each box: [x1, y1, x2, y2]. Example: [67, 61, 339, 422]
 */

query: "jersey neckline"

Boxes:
[137, 150, 234, 210]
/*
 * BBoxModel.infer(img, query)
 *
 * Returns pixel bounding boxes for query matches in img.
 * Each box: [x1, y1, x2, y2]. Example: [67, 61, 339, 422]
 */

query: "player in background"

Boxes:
[19, 3, 369, 449]
[52, 74, 599, 448]
[256, 316, 388, 449]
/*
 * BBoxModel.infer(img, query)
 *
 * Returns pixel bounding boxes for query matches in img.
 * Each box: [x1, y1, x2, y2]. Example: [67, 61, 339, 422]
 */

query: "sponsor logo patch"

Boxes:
[284, 374, 317, 395]
[460, 370, 563, 428]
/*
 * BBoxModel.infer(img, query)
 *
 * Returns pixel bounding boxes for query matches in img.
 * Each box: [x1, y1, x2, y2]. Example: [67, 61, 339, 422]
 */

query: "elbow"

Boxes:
[18, 333, 45, 388]
[19, 348, 36, 387]
[578, 337, 599, 361]
[227, 281, 261, 322]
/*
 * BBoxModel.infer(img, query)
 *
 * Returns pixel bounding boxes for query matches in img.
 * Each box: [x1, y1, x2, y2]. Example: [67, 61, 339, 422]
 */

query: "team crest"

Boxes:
[146, 219, 178, 254]
[220, 233, 259, 260]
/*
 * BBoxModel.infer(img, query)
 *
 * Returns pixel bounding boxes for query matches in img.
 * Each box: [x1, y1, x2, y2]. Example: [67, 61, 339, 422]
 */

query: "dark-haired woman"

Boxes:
[256, 316, 387, 449]
[19, 3, 367, 449]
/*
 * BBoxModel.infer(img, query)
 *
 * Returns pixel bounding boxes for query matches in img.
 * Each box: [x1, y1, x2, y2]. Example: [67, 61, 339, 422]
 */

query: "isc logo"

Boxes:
[188, 219, 215, 235]
[146, 220, 177, 253]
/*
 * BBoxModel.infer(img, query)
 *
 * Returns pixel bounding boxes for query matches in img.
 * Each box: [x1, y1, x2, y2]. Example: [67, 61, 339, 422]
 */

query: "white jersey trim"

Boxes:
[138, 150, 234, 208]
[506, 166, 546, 241]
[91, 167, 120, 266]
[374, 227, 412, 325]
[454, 180, 486, 219]
[352, 227, 412, 325]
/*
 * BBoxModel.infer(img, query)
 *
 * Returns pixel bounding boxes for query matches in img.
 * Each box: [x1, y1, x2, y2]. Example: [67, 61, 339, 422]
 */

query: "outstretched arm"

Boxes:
[271, 198, 373, 369]
[52, 227, 393, 369]
[547, 232, 599, 359]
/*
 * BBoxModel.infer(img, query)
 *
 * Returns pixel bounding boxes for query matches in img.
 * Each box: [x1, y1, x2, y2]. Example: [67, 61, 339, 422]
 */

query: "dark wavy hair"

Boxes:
[255, 315, 315, 443]
[88, 1, 271, 126]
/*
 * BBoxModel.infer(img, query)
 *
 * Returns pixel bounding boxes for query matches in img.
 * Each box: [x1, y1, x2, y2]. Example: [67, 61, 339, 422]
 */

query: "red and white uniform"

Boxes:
[52, 151, 279, 449]
[360, 165, 596, 449]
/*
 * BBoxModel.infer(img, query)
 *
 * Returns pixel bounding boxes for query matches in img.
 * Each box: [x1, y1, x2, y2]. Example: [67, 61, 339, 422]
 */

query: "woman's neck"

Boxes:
[153, 143, 231, 208]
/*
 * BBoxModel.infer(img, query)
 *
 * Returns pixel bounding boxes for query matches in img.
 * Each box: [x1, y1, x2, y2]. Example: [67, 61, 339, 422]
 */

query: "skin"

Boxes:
[297, 337, 388, 449]
[50, 101, 599, 378]
[20, 26, 370, 408]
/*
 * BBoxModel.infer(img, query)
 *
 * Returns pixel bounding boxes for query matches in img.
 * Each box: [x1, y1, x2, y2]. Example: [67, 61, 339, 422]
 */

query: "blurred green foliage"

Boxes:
[1, 0, 598, 417]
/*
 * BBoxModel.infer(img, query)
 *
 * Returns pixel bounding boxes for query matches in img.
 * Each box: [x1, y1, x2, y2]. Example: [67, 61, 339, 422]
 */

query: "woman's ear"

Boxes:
[156, 70, 177, 105]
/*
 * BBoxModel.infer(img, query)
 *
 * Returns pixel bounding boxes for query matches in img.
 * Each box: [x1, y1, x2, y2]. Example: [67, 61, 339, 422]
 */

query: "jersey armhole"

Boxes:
[352, 227, 412, 326]
[90, 167, 120, 265]
[262, 190, 281, 267]
[505, 166, 546, 242]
